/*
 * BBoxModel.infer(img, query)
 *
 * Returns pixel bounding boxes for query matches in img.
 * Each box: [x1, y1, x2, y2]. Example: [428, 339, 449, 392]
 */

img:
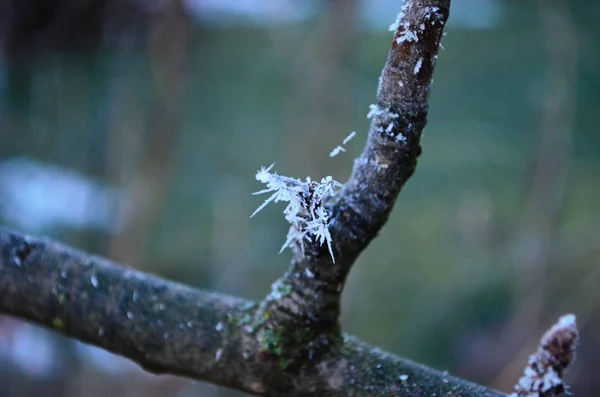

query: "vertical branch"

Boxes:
[254, 0, 450, 364]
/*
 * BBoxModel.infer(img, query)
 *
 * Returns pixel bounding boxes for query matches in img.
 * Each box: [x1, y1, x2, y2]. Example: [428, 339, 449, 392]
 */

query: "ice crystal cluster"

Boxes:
[510, 314, 579, 397]
[367, 104, 406, 142]
[251, 164, 341, 262]
[329, 131, 356, 157]
[389, 3, 445, 45]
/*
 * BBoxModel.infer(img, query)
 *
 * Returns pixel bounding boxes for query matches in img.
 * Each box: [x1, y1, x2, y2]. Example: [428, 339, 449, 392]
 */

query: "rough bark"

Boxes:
[0, 228, 503, 397]
[263, 0, 450, 358]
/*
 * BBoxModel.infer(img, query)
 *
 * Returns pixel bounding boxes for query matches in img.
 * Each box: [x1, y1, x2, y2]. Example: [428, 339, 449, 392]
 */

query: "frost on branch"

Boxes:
[329, 131, 356, 158]
[510, 314, 579, 397]
[250, 164, 341, 262]
[389, 3, 445, 45]
[367, 104, 406, 142]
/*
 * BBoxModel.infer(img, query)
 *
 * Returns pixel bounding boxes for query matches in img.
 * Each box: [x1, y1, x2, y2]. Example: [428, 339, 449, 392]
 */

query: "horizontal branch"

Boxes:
[0, 228, 505, 397]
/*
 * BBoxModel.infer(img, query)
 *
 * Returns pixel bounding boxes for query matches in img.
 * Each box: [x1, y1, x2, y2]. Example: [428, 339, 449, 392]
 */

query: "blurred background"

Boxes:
[0, 0, 598, 396]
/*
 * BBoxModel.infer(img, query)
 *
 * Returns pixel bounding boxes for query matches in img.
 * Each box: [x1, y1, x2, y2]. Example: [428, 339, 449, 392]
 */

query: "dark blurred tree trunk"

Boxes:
[0, 0, 150, 252]
[2, 0, 108, 112]
[0, 2, 154, 393]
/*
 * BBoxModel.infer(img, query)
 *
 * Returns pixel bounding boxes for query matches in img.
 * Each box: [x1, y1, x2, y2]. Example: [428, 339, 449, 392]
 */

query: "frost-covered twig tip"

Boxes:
[510, 314, 579, 397]
[251, 164, 341, 262]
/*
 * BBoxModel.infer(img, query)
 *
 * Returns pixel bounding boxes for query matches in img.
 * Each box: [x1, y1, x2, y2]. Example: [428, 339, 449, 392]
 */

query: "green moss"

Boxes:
[252, 278, 343, 369]
[260, 328, 284, 356]
[274, 282, 292, 298]
[258, 322, 309, 356]
[258, 325, 301, 369]
[278, 357, 294, 370]
[257, 323, 340, 370]
[52, 318, 65, 330]
[292, 326, 316, 344]
[226, 303, 258, 327]
[238, 313, 253, 325]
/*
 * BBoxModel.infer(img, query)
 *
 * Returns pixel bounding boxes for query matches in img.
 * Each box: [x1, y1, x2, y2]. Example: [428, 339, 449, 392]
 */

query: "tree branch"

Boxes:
[261, 0, 450, 359]
[0, 228, 503, 397]
[0, 0, 580, 396]
[509, 314, 579, 397]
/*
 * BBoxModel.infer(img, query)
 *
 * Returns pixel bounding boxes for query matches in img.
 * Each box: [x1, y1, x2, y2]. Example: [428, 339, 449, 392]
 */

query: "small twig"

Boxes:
[510, 314, 579, 397]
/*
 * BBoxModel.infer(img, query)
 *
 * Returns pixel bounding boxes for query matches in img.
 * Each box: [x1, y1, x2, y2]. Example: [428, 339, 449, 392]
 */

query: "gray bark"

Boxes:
[0, 229, 503, 397]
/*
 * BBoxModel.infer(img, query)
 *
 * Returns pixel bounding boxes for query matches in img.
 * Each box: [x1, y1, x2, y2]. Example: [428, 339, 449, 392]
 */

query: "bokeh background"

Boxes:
[0, 0, 599, 396]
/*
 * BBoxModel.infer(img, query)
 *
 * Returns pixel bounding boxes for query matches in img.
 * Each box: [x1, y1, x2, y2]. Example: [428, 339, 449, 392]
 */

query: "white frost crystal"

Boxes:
[329, 131, 356, 158]
[251, 164, 341, 262]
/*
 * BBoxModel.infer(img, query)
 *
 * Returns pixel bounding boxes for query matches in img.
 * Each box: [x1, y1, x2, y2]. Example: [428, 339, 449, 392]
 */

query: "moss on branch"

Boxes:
[0, 228, 505, 397]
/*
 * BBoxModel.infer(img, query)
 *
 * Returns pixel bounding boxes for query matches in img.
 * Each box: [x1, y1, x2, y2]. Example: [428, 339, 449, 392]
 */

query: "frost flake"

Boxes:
[251, 165, 341, 262]
[414, 58, 422, 75]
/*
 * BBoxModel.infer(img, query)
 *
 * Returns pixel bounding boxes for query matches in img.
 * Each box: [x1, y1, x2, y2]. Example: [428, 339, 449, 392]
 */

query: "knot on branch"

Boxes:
[242, 275, 341, 370]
